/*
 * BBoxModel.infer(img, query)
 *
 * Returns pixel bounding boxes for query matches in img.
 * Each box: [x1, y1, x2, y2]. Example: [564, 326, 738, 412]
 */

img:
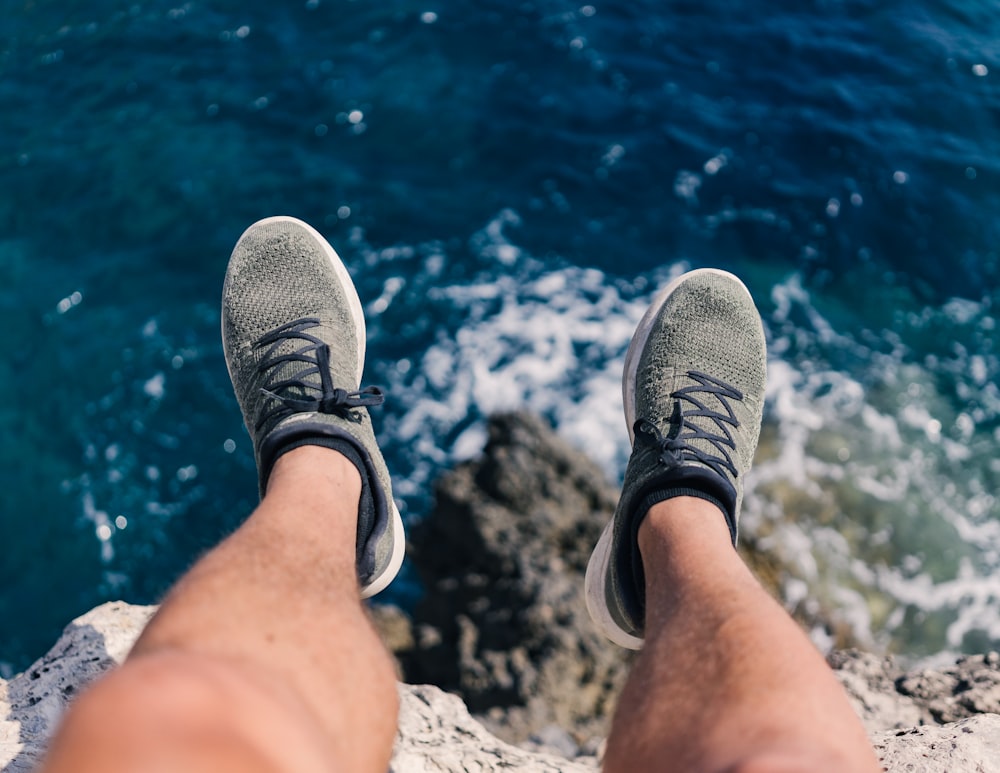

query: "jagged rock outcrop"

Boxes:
[876, 716, 1000, 771]
[394, 684, 597, 772]
[396, 412, 630, 748]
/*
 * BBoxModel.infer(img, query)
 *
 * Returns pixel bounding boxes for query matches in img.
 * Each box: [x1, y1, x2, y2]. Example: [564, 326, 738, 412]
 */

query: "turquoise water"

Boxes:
[1, 0, 999, 674]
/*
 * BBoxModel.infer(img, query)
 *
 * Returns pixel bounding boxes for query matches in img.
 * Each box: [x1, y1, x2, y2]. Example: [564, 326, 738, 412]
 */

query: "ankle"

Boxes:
[637, 497, 736, 573]
[267, 445, 363, 500]
[637, 497, 754, 637]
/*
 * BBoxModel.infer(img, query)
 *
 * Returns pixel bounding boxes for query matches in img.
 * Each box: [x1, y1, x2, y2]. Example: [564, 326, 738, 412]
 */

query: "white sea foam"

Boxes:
[379, 211, 661, 490]
[743, 275, 1000, 657]
[370, 214, 1000, 658]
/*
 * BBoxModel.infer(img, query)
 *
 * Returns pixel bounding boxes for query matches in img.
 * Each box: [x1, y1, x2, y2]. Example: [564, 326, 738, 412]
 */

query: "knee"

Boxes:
[67, 650, 240, 727]
[46, 652, 247, 756]
[43, 651, 324, 773]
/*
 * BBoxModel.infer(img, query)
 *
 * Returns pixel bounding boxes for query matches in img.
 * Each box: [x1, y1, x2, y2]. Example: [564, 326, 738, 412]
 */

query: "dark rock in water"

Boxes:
[397, 411, 631, 746]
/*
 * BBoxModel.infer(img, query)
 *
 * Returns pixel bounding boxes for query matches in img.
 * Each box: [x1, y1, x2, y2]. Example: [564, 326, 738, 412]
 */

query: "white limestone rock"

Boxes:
[2, 601, 1000, 773]
[873, 715, 1000, 772]
[394, 684, 597, 772]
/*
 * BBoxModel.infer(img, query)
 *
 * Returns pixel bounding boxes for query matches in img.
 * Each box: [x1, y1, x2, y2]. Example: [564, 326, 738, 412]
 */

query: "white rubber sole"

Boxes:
[361, 504, 406, 599]
[585, 268, 752, 650]
[584, 522, 645, 649]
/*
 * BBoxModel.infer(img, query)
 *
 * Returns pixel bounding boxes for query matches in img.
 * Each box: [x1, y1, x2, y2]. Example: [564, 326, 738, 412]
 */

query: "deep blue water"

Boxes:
[2, 0, 999, 674]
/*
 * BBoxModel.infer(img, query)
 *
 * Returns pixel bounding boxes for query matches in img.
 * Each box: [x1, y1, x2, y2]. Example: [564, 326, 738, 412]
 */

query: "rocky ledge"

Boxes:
[3, 413, 999, 771]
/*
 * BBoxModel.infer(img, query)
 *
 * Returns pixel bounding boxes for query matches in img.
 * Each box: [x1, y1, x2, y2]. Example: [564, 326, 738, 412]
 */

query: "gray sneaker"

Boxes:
[585, 269, 767, 648]
[222, 216, 405, 598]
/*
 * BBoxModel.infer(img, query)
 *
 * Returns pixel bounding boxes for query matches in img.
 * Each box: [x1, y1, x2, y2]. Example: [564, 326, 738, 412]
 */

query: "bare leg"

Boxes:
[40, 446, 398, 773]
[604, 498, 880, 773]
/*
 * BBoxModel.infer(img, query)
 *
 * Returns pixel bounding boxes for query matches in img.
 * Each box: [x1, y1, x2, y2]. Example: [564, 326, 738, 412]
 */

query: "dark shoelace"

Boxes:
[253, 317, 384, 432]
[634, 370, 743, 479]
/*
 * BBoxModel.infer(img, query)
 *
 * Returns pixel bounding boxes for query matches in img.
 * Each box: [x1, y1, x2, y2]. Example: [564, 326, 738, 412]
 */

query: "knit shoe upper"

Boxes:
[222, 216, 404, 598]
[585, 269, 767, 648]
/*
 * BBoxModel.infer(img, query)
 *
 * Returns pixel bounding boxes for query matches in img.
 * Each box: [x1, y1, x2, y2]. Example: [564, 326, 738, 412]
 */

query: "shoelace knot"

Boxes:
[253, 317, 384, 432]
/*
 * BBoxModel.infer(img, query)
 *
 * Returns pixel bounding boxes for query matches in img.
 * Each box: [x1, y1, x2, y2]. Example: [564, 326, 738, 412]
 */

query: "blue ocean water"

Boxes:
[2, 0, 999, 675]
